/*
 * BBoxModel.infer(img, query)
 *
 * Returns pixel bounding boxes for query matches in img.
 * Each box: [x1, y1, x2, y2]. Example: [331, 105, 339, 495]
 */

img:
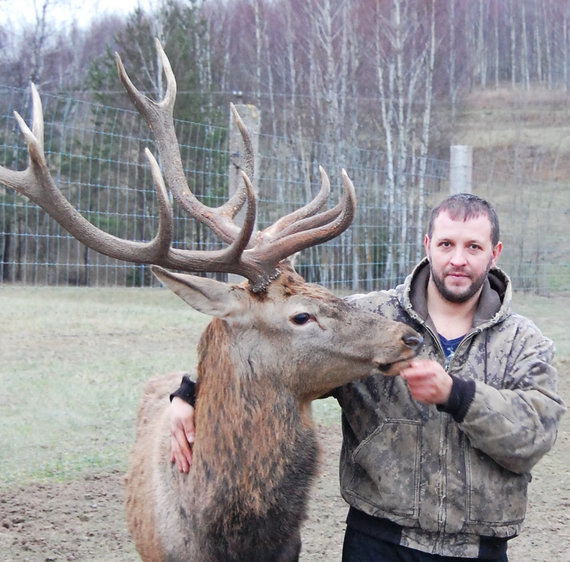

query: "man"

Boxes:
[169, 193, 565, 561]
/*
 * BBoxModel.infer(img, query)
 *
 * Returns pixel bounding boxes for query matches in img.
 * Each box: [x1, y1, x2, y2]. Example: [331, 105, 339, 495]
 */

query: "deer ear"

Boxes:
[151, 265, 241, 317]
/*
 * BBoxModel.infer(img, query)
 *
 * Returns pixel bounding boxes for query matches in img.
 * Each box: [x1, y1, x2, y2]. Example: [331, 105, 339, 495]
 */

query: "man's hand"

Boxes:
[169, 397, 196, 473]
[400, 359, 453, 406]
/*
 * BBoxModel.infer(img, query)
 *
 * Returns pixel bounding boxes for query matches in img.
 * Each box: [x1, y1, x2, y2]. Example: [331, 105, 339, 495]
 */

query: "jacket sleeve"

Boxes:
[169, 374, 197, 407]
[458, 322, 566, 475]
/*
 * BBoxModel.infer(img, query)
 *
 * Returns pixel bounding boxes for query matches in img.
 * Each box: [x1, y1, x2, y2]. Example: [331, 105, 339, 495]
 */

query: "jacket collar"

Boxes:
[403, 258, 511, 330]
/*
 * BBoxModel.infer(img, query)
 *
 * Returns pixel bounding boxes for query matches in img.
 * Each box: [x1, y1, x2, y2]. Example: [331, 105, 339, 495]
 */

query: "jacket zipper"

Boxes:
[422, 325, 481, 372]
[420, 324, 481, 534]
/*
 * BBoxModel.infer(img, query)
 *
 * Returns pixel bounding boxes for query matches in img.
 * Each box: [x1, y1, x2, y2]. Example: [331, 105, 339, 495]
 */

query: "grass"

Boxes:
[511, 291, 570, 358]
[0, 286, 210, 486]
[0, 286, 568, 488]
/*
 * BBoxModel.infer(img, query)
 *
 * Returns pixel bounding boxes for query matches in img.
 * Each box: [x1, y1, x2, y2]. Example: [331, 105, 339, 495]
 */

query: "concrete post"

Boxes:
[449, 145, 473, 194]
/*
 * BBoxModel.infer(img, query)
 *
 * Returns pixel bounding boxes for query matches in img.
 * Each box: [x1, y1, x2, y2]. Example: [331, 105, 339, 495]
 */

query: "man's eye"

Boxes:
[291, 313, 311, 325]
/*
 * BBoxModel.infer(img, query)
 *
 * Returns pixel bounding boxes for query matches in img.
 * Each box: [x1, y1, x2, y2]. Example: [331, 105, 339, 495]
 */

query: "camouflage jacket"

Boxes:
[333, 258, 566, 557]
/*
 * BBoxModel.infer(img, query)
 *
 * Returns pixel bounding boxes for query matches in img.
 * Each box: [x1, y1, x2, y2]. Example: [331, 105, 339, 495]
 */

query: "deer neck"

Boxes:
[190, 318, 319, 513]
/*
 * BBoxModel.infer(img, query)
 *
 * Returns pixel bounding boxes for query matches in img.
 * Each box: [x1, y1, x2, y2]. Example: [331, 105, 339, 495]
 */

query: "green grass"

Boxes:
[0, 286, 567, 487]
[0, 286, 210, 486]
[511, 291, 570, 358]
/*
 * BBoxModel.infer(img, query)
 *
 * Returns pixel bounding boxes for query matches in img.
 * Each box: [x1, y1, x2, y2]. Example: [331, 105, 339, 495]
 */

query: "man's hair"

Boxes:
[427, 193, 500, 246]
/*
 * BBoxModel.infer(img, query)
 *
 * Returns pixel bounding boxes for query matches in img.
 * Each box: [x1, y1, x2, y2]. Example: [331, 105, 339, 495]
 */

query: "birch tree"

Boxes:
[521, 0, 530, 90]
[494, 0, 500, 87]
[510, 0, 518, 87]
[447, 0, 458, 123]
[414, 0, 436, 264]
[374, 0, 435, 284]
[476, 0, 487, 88]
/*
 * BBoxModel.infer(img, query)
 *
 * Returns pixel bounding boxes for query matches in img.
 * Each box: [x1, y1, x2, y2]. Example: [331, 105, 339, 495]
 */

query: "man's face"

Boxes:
[425, 210, 502, 304]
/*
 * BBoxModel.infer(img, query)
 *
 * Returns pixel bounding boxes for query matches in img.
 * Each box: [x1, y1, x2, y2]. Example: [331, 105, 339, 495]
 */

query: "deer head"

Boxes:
[0, 34, 423, 396]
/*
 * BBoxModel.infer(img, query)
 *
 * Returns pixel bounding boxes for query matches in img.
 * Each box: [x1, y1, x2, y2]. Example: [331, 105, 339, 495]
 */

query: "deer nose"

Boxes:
[403, 331, 423, 350]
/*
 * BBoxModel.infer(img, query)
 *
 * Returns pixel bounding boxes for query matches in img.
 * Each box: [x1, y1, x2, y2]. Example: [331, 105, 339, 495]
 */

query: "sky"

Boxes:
[0, 0, 154, 29]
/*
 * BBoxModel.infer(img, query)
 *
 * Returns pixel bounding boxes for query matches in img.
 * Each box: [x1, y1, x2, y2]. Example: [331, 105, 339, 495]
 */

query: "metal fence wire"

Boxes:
[1, 85, 568, 293]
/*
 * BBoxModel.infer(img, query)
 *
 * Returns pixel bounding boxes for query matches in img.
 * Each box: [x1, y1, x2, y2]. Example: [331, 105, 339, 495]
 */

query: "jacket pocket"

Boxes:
[349, 420, 421, 517]
[465, 446, 529, 525]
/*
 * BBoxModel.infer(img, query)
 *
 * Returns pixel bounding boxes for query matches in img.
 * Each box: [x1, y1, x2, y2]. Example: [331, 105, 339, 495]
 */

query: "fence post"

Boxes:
[449, 145, 473, 194]
[228, 103, 261, 284]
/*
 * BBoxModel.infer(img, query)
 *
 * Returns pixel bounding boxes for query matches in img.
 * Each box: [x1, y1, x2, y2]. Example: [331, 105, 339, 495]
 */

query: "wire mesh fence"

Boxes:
[1, 84, 568, 293]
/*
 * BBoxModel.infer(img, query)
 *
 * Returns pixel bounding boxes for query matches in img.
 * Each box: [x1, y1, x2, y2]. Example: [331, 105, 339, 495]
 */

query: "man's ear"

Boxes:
[491, 241, 503, 267]
[424, 234, 431, 261]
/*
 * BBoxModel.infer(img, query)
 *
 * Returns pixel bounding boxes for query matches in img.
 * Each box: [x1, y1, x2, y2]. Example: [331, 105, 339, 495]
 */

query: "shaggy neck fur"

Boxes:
[188, 317, 320, 561]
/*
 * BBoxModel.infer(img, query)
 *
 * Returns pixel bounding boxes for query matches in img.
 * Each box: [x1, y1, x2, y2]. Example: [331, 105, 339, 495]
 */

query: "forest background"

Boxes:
[0, 0, 569, 293]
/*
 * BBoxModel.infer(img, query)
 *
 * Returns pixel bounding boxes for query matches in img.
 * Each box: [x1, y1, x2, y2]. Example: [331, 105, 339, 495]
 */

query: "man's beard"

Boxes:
[430, 262, 491, 304]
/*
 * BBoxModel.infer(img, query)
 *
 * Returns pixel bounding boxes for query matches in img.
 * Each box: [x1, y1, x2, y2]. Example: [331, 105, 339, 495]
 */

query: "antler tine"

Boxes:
[115, 39, 249, 245]
[248, 169, 356, 275]
[229, 103, 254, 181]
[28, 84, 44, 157]
[0, 85, 175, 264]
[144, 148, 175, 257]
[262, 165, 331, 239]
[0, 84, 45, 195]
[210, 170, 257, 266]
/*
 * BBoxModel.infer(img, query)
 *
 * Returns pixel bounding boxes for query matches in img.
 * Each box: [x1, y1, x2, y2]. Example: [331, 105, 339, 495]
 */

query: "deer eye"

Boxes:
[291, 312, 312, 325]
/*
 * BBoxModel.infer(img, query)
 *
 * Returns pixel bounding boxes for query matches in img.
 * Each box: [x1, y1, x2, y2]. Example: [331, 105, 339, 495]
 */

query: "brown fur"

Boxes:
[125, 264, 421, 561]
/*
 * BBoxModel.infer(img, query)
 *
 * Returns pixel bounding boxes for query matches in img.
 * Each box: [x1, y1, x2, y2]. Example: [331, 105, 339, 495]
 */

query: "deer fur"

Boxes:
[125, 263, 420, 561]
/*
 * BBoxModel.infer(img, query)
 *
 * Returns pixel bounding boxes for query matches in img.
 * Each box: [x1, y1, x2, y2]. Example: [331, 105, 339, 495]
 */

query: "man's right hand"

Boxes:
[169, 396, 196, 473]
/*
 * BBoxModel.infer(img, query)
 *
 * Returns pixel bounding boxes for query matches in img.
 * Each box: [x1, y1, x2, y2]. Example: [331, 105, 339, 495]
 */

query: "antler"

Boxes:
[0, 39, 356, 292]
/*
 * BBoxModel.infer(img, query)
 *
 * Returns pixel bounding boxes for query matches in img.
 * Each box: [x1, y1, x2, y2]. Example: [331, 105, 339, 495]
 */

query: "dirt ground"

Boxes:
[1, 366, 569, 561]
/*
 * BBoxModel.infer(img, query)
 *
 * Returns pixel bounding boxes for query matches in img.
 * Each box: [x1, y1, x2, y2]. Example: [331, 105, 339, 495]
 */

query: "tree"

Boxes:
[371, 0, 436, 284]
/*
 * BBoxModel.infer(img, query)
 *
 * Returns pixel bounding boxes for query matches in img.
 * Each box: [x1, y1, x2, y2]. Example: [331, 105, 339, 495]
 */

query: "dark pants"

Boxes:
[342, 527, 508, 562]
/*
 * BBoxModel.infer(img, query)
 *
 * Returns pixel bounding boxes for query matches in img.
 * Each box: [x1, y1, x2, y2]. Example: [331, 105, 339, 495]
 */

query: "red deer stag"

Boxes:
[0, 40, 422, 562]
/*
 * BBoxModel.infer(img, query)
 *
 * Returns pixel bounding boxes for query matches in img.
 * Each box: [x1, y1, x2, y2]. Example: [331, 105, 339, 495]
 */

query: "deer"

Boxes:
[0, 39, 422, 562]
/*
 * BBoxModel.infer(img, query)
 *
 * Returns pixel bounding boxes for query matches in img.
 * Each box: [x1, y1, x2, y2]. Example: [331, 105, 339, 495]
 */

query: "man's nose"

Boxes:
[450, 247, 467, 265]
